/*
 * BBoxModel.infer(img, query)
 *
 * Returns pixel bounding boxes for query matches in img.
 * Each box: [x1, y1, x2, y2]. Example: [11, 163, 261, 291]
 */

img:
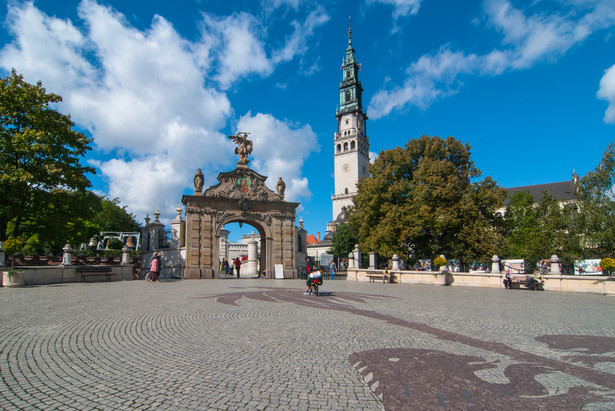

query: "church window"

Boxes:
[345, 90, 351, 102]
[343, 142, 348, 151]
[350, 141, 356, 150]
[337, 144, 341, 153]
[345, 188, 349, 194]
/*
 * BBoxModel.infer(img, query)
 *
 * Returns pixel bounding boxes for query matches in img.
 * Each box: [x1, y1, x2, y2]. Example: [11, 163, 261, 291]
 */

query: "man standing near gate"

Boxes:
[234, 257, 241, 278]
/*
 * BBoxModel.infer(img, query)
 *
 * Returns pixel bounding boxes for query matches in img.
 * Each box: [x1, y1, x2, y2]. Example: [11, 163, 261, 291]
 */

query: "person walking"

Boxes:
[235, 257, 241, 278]
[149, 253, 161, 283]
[328, 259, 337, 280]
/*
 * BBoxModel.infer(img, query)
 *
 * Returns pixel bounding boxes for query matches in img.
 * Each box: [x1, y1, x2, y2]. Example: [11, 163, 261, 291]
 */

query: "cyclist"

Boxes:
[304, 257, 321, 295]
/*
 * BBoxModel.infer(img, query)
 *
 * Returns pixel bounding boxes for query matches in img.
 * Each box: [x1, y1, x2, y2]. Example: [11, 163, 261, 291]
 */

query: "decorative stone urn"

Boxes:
[2, 270, 25, 287]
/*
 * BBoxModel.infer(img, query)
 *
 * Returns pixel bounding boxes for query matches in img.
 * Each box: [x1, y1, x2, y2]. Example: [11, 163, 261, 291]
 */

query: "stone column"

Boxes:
[369, 252, 376, 269]
[170, 205, 185, 248]
[354, 244, 361, 269]
[491, 255, 501, 274]
[245, 238, 258, 276]
[550, 255, 561, 275]
[392, 254, 400, 270]
[348, 252, 356, 269]
[219, 229, 230, 263]
[62, 244, 73, 266]
[121, 246, 131, 265]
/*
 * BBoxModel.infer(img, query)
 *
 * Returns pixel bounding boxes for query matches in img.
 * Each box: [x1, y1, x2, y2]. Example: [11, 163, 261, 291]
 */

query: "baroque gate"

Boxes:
[182, 133, 299, 279]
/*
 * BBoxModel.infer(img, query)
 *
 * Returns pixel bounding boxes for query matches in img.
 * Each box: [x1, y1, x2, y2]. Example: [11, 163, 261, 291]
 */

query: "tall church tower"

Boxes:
[331, 19, 369, 222]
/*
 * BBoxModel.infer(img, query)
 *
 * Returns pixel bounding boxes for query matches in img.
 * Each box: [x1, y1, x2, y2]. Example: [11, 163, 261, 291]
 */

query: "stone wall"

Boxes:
[1, 265, 136, 286]
[347, 268, 615, 295]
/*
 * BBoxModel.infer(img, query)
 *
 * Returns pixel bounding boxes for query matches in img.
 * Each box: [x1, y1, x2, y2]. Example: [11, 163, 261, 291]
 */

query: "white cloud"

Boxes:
[598, 62, 615, 123]
[0, 2, 94, 91]
[366, 0, 423, 20]
[236, 112, 319, 203]
[272, 6, 330, 64]
[0, 1, 324, 222]
[200, 12, 273, 90]
[261, 0, 303, 12]
[369, 0, 615, 118]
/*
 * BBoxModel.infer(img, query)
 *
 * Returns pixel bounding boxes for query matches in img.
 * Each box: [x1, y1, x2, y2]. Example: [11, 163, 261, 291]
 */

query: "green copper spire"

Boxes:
[337, 17, 364, 116]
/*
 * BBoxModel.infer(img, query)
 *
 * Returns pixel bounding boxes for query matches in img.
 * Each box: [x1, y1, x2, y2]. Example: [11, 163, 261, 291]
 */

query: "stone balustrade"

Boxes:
[346, 268, 615, 295]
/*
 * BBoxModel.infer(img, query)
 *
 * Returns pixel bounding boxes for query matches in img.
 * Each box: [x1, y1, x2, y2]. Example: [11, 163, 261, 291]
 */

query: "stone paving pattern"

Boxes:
[1, 278, 614, 410]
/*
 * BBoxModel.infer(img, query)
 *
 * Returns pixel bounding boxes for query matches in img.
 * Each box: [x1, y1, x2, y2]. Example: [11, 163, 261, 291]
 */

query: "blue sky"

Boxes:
[1, 0, 614, 242]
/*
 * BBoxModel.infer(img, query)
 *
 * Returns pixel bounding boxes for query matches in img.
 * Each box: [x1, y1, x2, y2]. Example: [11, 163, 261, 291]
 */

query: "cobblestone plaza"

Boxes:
[1, 279, 614, 410]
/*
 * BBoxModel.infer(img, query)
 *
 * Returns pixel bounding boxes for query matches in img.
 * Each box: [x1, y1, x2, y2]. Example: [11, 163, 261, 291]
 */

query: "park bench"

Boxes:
[76, 266, 113, 282]
[511, 275, 544, 291]
[366, 271, 395, 283]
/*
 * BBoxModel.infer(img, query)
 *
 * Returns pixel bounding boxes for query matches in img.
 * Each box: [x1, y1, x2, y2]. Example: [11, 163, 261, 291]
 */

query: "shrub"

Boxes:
[434, 255, 447, 269]
[600, 258, 615, 276]
[3, 238, 23, 255]
[106, 238, 123, 250]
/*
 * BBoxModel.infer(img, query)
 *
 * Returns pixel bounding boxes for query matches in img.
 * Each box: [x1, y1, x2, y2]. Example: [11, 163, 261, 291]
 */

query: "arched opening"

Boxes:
[344, 142, 348, 151]
[337, 144, 342, 153]
[350, 141, 356, 150]
[217, 220, 267, 278]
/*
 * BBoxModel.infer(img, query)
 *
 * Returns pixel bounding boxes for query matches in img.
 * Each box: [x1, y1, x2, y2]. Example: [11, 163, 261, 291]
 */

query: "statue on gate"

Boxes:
[229, 132, 253, 167]
[276, 177, 286, 200]
[193, 168, 204, 194]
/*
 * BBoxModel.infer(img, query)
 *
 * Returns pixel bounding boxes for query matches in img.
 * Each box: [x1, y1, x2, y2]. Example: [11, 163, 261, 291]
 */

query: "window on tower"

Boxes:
[350, 141, 356, 150]
[343, 142, 348, 151]
[337, 144, 341, 153]
[345, 90, 351, 103]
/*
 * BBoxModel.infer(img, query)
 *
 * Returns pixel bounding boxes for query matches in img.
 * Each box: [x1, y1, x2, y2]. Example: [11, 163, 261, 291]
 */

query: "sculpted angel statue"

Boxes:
[229, 132, 253, 166]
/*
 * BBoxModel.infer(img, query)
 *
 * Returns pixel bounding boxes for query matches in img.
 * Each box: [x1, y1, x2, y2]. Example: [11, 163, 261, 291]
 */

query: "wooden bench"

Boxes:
[510, 275, 544, 290]
[76, 266, 113, 282]
[366, 271, 395, 283]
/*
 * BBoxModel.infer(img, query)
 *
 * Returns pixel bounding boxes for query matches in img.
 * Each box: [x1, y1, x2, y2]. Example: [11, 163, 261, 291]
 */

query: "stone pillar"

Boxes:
[170, 205, 185, 248]
[550, 254, 561, 275]
[354, 244, 361, 269]
[246, 238, 258, 276]
[348, 251, 356, 269]
[392, 254, 400, 270]
[491, 255, 501, 274]
[148, 209, 165, 250]
[0, 241, 5, 267]
[219, 229, 229, 264]
[62, 244, 73, 266]
[369, 252, 376, 269]
[121, 246, 131, 265]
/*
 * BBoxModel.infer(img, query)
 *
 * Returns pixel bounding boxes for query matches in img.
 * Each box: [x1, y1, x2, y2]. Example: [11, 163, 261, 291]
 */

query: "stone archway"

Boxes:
[182, 135, 299, 279]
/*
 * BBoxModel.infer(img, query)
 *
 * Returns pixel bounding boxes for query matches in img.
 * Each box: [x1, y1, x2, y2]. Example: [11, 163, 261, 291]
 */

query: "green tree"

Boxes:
[0, 69, 94, 241]
[347, 135, 507, 265]
[503, 190, 580, 266]
[575, 142, 615, 257]
[12, 193, 139, 254]
[16, 189, 101, 254]
[91, 197, 140, 232]
[328, 221, 358, 259]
